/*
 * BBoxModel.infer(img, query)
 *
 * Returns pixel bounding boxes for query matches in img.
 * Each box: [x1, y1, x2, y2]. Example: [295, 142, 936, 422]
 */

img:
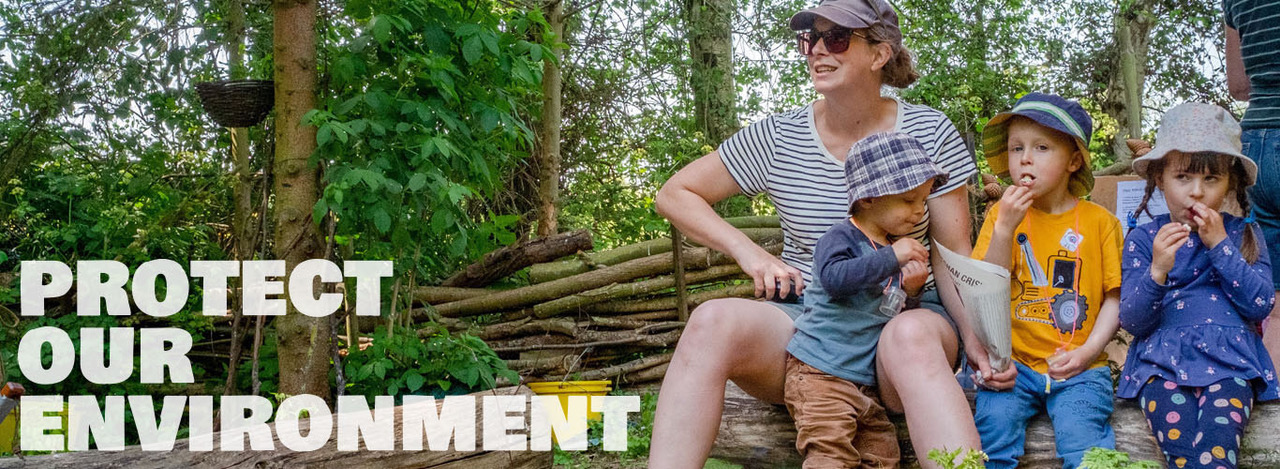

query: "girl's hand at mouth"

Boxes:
[1190, 203, 1226, 249]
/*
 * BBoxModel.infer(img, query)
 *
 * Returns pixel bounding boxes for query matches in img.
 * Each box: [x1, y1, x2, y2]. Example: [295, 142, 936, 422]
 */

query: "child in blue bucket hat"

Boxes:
[971, 92, 1124, 469]
[783, 131, 947, 468]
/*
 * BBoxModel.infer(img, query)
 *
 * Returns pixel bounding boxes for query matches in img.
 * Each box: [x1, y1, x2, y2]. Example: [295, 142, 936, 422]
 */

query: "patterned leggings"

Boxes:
[1139, 377, 1256, 469]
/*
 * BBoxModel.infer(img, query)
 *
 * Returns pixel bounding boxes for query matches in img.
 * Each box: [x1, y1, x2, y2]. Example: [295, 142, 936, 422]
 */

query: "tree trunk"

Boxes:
[272, 0, 331, 402]
[441, 229, 592, 288]
[685, 0, 737, 144]
[1098, 0, 1153, 175]
[535, 0, 565, 237]
[223, 0, 253, 397]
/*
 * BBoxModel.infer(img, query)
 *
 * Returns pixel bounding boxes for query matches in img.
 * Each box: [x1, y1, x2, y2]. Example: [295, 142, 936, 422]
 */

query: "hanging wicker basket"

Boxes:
[194, 80, 275, 128]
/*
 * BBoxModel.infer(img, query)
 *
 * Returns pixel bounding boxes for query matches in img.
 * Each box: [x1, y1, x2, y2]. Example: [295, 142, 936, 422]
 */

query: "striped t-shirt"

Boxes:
[719, 99, 977, 285]
[1226, 0, 1280, 129]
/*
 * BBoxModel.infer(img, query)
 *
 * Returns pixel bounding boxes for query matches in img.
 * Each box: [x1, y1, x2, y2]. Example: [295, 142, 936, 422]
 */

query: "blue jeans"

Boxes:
[974, 362, 1116, 469]
[1244, 128, 1280, 290]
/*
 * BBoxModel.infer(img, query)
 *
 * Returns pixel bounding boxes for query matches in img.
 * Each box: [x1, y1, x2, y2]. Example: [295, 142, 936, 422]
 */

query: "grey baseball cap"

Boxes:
[789, 0, 901, 42]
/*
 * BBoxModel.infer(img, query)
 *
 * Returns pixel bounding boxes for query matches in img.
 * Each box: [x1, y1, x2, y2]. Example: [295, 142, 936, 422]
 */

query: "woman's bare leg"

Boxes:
[647, 299, 795, 469]
[876, 309, 981, 469]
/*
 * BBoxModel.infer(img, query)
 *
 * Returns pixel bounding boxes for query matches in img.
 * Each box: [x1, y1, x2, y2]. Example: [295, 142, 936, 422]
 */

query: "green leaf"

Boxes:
[462, 37, 483, 64]
[405, 372, 425, 392]
[480, 32, 499, 55]
[478, 108, 499, 132]
[528, 42, 542, 62]
[331, 122, 352, 143]
[407, 173, 428, 191]
[372, 15, 392, 44]
[317, 124, 333, 147]
[373, 360, 387, 379]
[312, 199, 328, 224]
[336, 96, 362, 115]
[373, 208, 391, 233]
[450, 364, 480, 388]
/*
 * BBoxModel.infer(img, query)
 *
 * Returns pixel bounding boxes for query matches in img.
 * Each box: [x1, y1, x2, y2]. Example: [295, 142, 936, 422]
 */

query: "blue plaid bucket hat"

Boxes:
[846, 132, 949, 204]
[983, 92, 1095, 197]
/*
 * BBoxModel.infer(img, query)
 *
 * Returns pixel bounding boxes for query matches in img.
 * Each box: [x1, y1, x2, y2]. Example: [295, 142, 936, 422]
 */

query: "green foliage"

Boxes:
[1080, 447, 1162, 469]
[928, 447, 990, 469]
[341, 325, 517, 401]
[552, 391, 658, 468]
[312, 0, 548, 280]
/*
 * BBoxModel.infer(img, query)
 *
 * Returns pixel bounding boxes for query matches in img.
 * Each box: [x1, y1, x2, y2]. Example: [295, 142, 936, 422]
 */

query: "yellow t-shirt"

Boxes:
[973, 200, 1123, 373]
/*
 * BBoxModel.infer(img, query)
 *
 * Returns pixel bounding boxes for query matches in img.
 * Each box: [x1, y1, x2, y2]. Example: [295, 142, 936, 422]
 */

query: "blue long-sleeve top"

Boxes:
[787, 219, 902, 385]
[1116, 213, 1278, 400]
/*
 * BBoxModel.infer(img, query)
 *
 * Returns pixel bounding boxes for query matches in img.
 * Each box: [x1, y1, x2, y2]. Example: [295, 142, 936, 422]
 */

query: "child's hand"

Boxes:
[995, 185, 1034, 234]
[891, 237, 927, 267]
[1046, 348, 1094, 380]
[1191, 202, 1227, 249]
[1151, 222, 1190, 284]
[901, 259, 928, 296]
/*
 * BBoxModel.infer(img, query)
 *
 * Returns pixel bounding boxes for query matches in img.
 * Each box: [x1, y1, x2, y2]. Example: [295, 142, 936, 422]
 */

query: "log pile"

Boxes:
[414, 217, 783, 384]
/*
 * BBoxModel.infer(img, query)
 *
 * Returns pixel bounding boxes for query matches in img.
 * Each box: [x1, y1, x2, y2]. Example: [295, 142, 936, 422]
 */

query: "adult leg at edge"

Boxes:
[648, 298, 795, 469]
[875, 309, 979, 469]
[1243, 128, 1280, 379]
[1263, 302, 1280, 373]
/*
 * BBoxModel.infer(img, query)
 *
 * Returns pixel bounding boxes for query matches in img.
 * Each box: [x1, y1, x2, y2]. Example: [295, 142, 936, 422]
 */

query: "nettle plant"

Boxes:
[341, 325, 518, 400]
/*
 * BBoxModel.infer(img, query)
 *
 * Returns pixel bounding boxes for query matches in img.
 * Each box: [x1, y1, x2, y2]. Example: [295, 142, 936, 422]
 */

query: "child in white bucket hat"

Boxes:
[1118, 102, 1277, 469]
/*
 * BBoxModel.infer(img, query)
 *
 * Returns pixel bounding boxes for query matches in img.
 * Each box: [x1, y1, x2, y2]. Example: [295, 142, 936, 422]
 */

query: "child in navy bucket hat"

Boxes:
[783, 131, 947, 468]
[971, 92, 1124, 469]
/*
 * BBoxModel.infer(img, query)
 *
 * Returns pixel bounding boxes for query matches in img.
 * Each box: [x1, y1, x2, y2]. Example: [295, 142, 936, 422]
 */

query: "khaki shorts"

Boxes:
[784, 354, 900, 469]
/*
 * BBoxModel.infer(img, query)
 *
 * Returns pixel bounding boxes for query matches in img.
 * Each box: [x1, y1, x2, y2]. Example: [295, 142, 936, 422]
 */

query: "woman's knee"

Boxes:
[678, 299, 792, 358]
[877, 310, 954, 361]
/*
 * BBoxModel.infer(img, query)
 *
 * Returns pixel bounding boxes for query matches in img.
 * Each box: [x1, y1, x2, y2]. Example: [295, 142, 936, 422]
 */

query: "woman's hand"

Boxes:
[891, 237, 928, 266]
[901, 259, 928, 296]
[995, 185, 1034, 235]
[966, 341, 1017, 390]
[1191, 202, 1227, 249]
[1151, 222, 1190, 284]
[738, 246, 805, 300]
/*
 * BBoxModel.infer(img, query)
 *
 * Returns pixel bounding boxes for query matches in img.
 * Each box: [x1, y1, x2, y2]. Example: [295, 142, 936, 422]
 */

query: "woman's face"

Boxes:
[805, 17, 882, 95]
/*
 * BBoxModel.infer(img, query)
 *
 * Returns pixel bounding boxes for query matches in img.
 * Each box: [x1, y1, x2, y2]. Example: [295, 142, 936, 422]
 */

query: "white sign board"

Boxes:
[1113, 179, 1168, 227]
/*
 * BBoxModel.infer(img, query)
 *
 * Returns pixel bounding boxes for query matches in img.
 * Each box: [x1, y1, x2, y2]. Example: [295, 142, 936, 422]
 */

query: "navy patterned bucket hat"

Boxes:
[846, 132, 948, 204]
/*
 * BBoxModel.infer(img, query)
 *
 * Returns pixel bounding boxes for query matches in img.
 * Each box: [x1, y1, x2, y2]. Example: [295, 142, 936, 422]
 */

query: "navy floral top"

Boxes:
[1118, 214, 1278, 400]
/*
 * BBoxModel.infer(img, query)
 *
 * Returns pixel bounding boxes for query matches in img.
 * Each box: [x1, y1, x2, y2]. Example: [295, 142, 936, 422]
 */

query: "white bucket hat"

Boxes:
[1132, 102, 1258, 187]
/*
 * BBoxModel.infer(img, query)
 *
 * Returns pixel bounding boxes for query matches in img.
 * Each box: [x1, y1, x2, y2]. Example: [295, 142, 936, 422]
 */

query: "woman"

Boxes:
[647, 0, 1011, 467]
[1226, 0, 1280, 373]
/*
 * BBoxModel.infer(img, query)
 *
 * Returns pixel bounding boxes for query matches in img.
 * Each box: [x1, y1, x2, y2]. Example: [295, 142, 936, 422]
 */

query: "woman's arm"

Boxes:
[655, 150, 804, 299]
[1227, 25, 1251, 102]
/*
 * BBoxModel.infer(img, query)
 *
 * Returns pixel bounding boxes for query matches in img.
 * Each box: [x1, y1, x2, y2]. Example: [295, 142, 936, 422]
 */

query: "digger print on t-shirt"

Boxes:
[973, 201, 1123, 374]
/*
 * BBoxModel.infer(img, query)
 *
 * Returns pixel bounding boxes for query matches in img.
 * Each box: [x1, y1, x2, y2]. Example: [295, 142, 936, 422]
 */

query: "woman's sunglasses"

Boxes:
[795, 27, 867, 56]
